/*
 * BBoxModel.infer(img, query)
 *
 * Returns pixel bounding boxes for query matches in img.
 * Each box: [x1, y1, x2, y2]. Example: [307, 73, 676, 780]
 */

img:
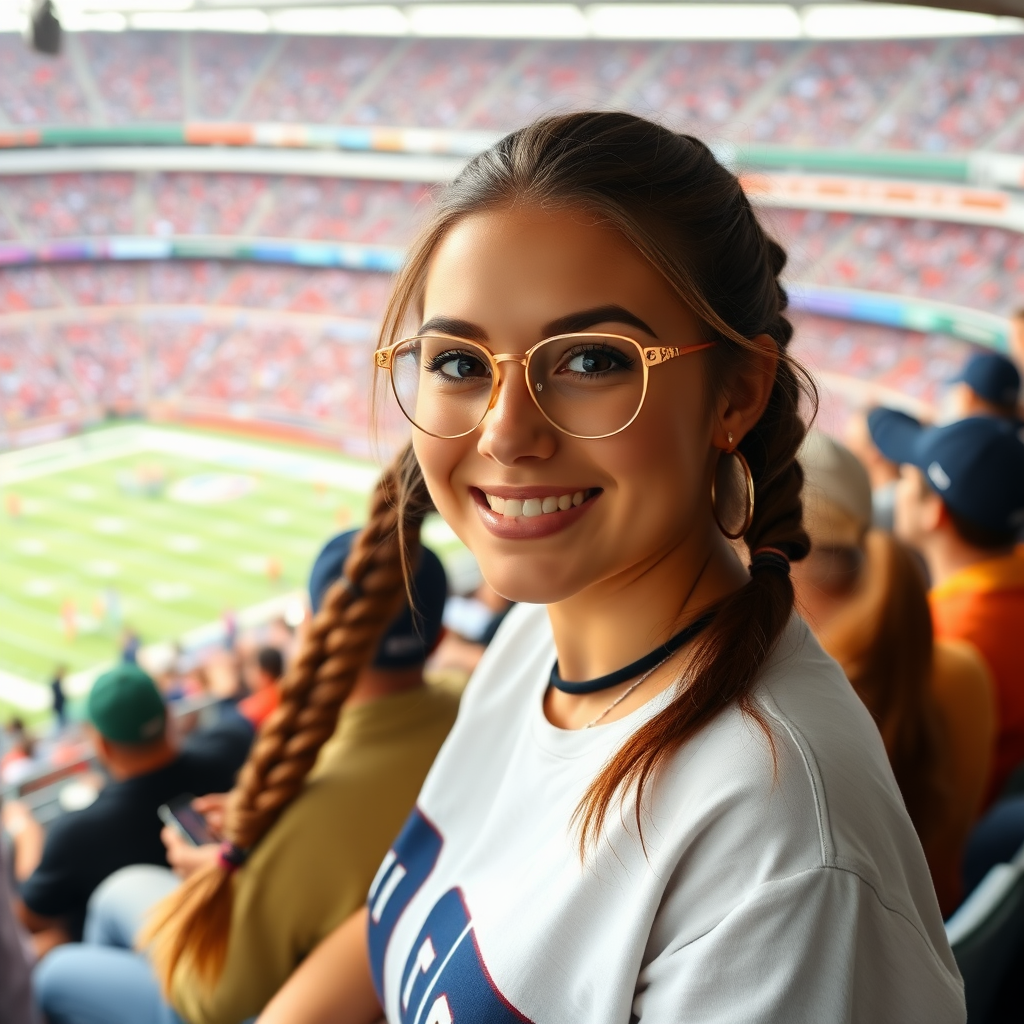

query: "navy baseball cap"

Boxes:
[951, 352, 1020, 409]
[868, 409, 1024, 535]
[308, 529, 448, 669]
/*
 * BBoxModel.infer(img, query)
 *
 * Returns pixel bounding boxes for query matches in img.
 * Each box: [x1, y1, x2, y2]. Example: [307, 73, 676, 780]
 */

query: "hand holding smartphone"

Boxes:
[158, 793, 216, 847]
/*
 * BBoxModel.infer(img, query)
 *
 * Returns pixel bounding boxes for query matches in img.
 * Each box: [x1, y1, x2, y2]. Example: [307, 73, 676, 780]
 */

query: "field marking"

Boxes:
[1, 425, 381, 707]
[0, 424, 382, 493]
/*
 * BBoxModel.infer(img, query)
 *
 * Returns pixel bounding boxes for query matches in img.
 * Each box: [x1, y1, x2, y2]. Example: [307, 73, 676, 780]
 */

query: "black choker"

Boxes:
[549, 613, 715, 695]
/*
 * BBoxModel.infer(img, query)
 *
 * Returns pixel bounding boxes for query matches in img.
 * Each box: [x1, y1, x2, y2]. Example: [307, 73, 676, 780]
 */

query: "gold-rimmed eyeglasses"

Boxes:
[374, 332, 715, 440]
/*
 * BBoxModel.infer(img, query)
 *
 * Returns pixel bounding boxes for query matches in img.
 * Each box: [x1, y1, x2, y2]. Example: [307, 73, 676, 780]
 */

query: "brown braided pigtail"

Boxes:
[140, 444, 432, 993]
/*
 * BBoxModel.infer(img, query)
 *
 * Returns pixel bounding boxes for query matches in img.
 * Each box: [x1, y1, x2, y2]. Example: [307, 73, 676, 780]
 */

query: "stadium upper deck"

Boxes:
[1, 31, 1023, 153]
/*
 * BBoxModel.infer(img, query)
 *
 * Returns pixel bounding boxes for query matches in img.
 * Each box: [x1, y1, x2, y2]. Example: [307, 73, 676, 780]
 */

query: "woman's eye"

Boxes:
[431, 351, 488, 380]
[563, 349, 628, 374]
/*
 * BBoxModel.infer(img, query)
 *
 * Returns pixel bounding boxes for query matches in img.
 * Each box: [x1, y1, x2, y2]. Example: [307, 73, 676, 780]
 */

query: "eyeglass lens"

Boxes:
[389, 334, 646, 439]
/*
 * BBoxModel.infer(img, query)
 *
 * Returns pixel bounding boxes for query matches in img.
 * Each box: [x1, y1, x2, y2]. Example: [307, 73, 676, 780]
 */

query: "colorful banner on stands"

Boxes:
[0, 235, 1010, 352]
[789, 284, 1009, 352]
[0, 236, 404, 273]
[1, 123, 1022, 188]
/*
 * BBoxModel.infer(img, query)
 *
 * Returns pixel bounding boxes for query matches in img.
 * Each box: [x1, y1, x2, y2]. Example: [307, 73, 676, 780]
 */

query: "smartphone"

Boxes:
[158, 793, 215, 847]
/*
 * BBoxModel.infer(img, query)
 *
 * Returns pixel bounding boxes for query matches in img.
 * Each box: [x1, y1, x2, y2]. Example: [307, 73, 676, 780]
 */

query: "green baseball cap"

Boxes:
[87, 663, 167, 744]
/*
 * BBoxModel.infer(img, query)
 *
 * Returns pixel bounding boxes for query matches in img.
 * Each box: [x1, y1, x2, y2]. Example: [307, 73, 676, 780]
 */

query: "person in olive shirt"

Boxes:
[10, 664, 238, 952]
[35, 530, 461, 1024]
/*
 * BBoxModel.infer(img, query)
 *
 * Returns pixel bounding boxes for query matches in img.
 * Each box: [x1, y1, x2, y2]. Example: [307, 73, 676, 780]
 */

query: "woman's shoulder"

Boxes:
[743, 617, 943, 912]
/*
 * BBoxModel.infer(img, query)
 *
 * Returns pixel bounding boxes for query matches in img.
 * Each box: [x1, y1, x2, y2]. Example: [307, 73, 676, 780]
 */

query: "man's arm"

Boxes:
[2, 800, 45, 881]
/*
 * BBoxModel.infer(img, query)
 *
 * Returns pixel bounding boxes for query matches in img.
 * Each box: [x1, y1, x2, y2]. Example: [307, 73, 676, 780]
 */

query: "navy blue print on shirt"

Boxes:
[368, 807, 535, 1023]
[368, 807, 444, 999]
[398, 887, 535, 1024]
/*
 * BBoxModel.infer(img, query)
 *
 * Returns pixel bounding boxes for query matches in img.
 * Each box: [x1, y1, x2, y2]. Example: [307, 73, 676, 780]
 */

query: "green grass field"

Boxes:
[0, 424, 456, 716]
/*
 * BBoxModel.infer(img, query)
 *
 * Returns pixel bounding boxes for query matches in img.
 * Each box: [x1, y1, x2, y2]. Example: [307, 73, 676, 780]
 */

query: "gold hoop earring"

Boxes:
[711, 447, 754, 540]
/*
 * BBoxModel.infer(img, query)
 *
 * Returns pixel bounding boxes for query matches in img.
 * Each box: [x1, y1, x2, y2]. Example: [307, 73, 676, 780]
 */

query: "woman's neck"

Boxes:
[544, 527, 748, 730]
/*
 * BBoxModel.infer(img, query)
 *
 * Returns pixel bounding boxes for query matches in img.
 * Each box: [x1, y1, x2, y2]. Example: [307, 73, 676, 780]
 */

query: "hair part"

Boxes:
[380, 111, 815, 856]
[139, 445, 433, 994]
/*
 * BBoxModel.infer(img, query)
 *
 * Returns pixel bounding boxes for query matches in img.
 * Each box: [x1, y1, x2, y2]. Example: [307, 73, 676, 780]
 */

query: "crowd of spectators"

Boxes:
[863, 36, 1024, 153]
[77, 31, 185, 124]
[751, 40, 937, 148]
[3, 33, 1024, 151]
[0, 174, 135, 238]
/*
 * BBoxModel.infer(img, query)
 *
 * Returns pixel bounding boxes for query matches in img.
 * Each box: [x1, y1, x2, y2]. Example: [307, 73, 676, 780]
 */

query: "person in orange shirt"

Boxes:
[238, 646, 284, 729]
[869, 409, 1024, 808]
[793, 431, 996, 915]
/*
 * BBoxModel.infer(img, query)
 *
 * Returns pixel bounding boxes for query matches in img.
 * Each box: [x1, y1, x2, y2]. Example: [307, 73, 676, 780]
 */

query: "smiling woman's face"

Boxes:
[412, 204, 719, 605]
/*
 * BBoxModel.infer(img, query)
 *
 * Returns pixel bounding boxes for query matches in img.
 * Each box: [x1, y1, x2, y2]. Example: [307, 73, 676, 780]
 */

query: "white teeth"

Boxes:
[483, 491, 590, 518]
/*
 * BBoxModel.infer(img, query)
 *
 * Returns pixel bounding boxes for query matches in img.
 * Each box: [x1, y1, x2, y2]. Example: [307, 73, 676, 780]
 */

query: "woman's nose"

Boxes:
[476, 361, 557, 465]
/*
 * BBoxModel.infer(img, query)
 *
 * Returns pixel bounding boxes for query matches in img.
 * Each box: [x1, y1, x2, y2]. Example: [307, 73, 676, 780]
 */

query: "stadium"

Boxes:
[1, 1, 1024, 1021]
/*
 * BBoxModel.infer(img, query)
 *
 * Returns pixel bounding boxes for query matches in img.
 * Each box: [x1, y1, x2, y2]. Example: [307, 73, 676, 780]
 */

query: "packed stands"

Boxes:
[78, 31, 184, 123]
[149, 173, 271, 237]
[0, 33, 1023, 150]
[862, 36, 1024, 153]
[750, 40, 937, 147]
[242, 35, 398, 124]
[0, 327, 85, 425]
[619, 41, 794, 132]
[0, 35, 90, 124]
[0, 174, 135, 238]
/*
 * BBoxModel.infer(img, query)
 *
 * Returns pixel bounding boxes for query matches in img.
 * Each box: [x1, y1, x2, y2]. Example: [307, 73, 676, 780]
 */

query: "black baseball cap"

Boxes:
[308, 529, 448, 669]
[951, 352, 1020, 409]
[868, 409, 1024, 535]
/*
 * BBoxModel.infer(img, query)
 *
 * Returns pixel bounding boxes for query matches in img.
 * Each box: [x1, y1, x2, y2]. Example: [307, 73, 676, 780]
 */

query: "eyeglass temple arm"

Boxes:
[374, 349, 394, 369]
[641, 341, 716, 366]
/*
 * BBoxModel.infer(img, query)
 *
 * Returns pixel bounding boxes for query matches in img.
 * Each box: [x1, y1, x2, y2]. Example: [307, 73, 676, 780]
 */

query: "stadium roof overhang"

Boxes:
[8, 0, 1023, 38]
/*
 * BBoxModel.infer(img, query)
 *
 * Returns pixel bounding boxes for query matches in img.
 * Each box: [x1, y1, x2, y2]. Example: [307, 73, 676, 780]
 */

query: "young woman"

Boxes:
[260, 112, 964, 1023]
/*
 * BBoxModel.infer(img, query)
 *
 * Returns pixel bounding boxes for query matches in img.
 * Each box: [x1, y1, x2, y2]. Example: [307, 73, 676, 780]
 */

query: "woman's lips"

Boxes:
[471, 487, 601, 540]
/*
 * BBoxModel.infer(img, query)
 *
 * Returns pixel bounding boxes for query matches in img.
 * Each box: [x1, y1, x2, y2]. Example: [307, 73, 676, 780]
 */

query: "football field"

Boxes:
[0, 424, 453, 715]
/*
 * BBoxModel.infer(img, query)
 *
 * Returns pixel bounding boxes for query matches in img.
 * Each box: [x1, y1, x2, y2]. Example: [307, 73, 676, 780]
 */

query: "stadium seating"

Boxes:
[945, 839, 1024, 1024]
[0, 33, 1022, 150]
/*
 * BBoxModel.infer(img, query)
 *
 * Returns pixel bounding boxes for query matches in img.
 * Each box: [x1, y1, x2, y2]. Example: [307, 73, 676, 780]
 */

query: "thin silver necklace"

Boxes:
[584, 661, 664, 728]
[582, 552, 714, 730]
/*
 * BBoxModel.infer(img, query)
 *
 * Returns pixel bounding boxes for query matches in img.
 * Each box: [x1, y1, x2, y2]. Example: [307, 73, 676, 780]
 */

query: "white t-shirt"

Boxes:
[368, 603, 965, 1024]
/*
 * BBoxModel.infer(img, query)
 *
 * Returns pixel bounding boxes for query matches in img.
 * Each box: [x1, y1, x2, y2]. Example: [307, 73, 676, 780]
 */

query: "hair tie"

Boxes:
[217, 841, 248, 874]
[750, 547, 791, 574]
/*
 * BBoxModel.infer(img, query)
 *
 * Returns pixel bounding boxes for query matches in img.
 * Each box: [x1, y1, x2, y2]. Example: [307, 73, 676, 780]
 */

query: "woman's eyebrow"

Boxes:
[417, 316, 489, 341]
[543, 305, 659, 339]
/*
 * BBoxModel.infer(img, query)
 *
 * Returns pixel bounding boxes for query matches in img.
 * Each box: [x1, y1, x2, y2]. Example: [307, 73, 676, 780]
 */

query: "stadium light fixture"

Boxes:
[270, 5, 408, 34]
[406, 3, 589, 37]
[129, 6, 269, 28]
[588, 3, 802, 38]
[63, 0, 194, 10]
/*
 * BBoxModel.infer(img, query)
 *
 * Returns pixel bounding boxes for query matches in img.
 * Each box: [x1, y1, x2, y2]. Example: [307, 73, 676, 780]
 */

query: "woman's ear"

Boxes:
[712, 334, 779, 449]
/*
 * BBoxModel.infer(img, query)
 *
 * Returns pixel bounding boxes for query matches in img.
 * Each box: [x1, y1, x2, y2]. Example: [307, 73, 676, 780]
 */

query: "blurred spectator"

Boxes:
[794, 431, 995, 914]
[431, 581, 513, 686]
[238, 646, 284, 730]
[2, 718, 39, 788]
[1010, 308, 1024, 372]
[870, 410, 1024, 807]
[947, 352, 1021, 422]
[962, 795, 1024, 898]
[50, 667, 67, 731]
[0, 824, 37, 1024]
[8, 664, 239, 951]
[34, 530, 460, 1024]
[844, 411, 902, 531]
[120, 628, 141, 665]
